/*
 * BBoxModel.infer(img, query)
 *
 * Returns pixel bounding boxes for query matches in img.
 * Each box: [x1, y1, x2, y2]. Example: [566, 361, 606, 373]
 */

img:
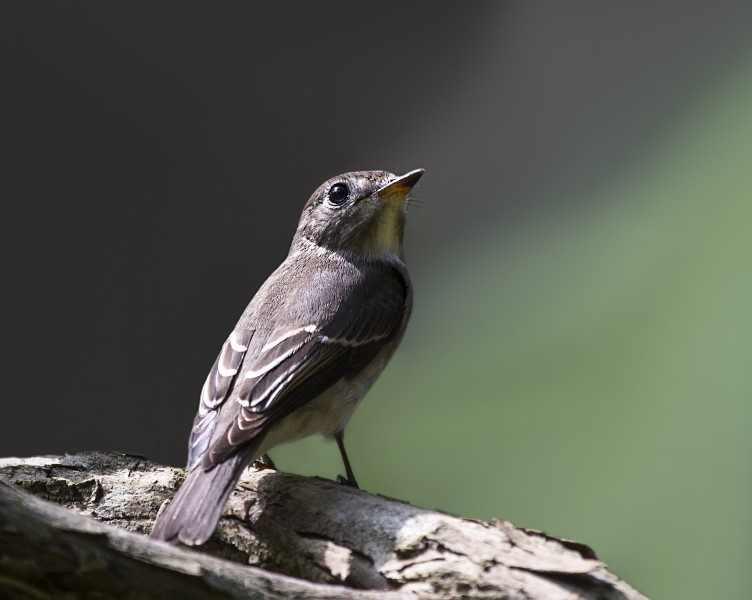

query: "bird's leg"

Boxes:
[334, 431, 359, 489]
[251, 453, 276, 471]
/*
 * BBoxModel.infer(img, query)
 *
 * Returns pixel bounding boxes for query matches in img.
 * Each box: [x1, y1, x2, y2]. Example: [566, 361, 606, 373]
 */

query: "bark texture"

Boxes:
[0, 452, 647, 599]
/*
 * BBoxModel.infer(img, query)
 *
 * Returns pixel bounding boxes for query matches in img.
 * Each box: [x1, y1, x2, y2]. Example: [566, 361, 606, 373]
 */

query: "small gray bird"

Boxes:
[150, 169, 423, 545]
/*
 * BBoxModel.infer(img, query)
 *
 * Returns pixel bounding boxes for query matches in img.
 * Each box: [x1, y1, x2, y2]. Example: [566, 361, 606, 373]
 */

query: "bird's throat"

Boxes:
[355, 197, 406, 257]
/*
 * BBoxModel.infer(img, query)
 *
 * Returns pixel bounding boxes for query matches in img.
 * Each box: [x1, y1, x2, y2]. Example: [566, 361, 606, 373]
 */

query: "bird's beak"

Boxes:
[377, 169, 425, 197]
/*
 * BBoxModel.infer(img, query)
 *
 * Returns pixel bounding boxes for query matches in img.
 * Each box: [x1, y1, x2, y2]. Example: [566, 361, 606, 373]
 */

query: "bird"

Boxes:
[150, 168, 424, 545]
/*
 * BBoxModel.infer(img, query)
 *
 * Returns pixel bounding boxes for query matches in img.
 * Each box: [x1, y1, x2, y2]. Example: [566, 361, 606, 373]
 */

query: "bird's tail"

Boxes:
[150, 453, 248, 545]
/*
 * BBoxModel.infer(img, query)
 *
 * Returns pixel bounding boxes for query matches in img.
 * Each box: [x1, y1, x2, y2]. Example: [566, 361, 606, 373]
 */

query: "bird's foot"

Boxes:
[251, 453, 277, 471]
[336, 474, 359, 489]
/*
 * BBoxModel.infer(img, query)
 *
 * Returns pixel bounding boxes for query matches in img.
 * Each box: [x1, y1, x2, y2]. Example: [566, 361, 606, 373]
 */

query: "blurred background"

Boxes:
[3, 2, 751, 597]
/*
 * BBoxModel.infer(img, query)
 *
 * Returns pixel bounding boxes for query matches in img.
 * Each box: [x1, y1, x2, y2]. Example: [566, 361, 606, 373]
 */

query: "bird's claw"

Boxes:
[251, 453, 277, 471]
[336, 474, 359, 489]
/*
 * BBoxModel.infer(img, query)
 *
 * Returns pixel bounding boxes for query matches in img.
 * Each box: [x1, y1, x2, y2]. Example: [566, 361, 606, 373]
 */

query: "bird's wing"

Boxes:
[202, 266, 409, 468]
[187, 328, 254, 471]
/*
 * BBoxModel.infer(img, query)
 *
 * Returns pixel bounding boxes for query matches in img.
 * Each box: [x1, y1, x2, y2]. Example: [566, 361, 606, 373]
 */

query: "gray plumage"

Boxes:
[150, 169, 423, 545]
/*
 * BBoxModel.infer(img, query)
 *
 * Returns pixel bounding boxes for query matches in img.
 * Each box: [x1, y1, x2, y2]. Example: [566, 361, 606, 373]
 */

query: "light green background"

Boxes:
[274, 55, 752, 599]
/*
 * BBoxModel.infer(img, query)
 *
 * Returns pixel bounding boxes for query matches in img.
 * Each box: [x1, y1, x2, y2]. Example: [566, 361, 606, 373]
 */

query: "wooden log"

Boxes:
[0, 452, 647, 599]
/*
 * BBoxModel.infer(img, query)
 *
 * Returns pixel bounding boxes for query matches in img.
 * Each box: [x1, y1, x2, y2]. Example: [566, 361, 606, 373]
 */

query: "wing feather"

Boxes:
[187, 328, 253, 471]
[203, 264, 409, 468]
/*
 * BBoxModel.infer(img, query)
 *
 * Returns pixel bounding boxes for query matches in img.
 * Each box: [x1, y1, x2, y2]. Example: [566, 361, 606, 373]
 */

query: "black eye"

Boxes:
[327, 183, 349, 205]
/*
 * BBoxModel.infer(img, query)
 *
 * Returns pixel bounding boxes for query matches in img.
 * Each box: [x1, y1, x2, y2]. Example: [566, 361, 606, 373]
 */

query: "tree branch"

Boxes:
[0, 452, 647, 599]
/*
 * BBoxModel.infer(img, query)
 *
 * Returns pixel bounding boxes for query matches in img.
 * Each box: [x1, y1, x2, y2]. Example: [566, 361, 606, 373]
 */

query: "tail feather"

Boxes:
[150, 453, 248, 545]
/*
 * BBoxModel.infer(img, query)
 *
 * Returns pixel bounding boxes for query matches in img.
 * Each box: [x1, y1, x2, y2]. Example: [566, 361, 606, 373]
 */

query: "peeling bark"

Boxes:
[0, 452, 647, 599]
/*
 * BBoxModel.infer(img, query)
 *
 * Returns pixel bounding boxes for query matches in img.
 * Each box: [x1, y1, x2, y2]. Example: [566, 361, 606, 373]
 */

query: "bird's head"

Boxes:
[295, 169, 424, 258]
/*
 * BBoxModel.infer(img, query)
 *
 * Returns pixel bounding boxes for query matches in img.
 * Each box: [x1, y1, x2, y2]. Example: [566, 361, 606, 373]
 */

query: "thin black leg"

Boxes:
[334, 431, 359, 489]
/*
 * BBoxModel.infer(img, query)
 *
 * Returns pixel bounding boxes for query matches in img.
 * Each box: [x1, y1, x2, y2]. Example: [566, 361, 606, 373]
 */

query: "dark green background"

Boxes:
[3, 3, 751, 598]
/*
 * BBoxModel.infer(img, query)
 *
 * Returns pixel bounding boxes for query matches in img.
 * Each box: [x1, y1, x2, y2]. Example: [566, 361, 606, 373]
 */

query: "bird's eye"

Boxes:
[327, 183, 350, 206]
